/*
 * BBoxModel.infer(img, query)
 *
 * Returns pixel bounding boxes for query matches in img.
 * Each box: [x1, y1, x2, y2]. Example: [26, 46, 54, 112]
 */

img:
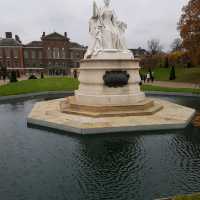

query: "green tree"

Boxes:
[0, 65, 7, 81]
[164, 57, 169, 68]
[169, 66, 176, 80]
[10, 71, 18, 83]
[187, 61, 193, 68]
[41, 72, 44, 79]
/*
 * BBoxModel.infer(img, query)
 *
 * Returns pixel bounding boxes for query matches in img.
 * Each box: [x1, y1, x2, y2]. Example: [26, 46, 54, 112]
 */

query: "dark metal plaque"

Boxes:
[103, 70, 130, 87]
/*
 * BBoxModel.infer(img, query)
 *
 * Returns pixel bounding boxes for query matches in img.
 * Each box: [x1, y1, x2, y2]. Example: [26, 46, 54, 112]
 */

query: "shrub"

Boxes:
[148, 68, 155, 81]
[187, 62, 194, 68]
[41, 72, 44, 79]
[1, 66, 7, 80]
[10, 71, 18, 83]
[16, 70, 20, 78]
[164, 57, 169, 68]
[28, 75, 37, 80]
[169, 66, 176, 80]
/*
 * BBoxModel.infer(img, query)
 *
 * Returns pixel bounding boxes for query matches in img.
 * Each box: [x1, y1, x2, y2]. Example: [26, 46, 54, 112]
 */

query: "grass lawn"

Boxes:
[140, 67, 200, 83]
[0, 77, 79, 96]
[0, 77, 200, 97]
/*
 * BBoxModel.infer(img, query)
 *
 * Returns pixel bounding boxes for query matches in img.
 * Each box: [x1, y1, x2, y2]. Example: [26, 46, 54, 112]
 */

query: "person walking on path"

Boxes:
[73, 69, 78, 79]
[146, 72, 150, 83]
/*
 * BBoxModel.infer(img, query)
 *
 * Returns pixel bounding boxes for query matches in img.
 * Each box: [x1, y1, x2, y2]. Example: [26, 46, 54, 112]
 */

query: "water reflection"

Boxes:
[167, 128, 200, 195]
[0, 96, 199, 200]
[72, 135, 146, 200]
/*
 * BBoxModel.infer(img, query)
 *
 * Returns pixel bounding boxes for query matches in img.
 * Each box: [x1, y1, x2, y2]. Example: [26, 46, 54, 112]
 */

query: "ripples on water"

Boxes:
[0, 96, 199, 200]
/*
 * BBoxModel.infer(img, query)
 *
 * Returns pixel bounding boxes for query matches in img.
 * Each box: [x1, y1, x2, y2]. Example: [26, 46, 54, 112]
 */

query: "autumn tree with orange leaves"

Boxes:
[178, 0, 200, 66]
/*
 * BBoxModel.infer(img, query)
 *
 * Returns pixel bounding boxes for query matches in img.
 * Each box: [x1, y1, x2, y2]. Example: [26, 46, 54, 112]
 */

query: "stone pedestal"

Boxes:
[61, 51, 163, 118]
[75, 52, 145, 106]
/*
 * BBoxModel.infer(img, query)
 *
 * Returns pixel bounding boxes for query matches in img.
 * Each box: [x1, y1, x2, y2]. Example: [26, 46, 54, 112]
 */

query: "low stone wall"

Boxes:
[0, 90, 200, 104]
[0, 91, 74, 103]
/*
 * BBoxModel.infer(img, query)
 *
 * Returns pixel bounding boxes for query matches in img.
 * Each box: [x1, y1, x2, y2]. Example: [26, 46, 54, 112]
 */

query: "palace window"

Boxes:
[0, 48, 2, 58]
[76, 52, 80, 59]
[24, 50, 29, 59]
[7, 61, 10, 67]
[5, 48, 10, 58]
[76, 62, 80, 67]
[32, 50, 36, 59]
[38, 51, 42, 59]
[70, 52, 74, 59]
[13, 49, 18, 58]
[14, 61, 18, 68]
[60, 48, 65, 59]
[53, 48, 60, 59]
[47, 47, 52, 59]
[53, 48, 55, 59]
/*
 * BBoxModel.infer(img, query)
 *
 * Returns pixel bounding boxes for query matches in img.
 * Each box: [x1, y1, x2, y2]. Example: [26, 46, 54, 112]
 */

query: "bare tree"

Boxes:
[171, 38, 182, 52]
[147, 39, 163, 55]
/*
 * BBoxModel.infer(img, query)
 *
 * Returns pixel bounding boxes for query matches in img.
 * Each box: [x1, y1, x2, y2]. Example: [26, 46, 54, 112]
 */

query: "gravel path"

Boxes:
[146, 81, 200, 89]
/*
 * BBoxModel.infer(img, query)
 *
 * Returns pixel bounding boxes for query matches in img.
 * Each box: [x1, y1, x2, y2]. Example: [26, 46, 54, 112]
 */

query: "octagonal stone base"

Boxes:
[60, 96, 163, 117]
[27, 98, 196, 135]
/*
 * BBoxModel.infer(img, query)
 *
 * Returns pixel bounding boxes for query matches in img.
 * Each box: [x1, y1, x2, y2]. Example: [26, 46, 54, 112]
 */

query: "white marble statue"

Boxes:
[85, 0, 129, 59]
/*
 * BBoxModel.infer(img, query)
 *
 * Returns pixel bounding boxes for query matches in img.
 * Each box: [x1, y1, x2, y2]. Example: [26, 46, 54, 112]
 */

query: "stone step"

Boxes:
[64, 96, 155, 111]
[61, 101, 163, 118]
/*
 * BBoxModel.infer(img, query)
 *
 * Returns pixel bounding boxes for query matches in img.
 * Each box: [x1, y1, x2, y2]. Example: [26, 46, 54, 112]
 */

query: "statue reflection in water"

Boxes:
[85, 0, 129, 58]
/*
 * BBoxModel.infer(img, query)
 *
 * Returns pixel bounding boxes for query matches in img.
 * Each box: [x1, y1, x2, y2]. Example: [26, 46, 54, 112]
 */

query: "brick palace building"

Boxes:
[0, 32, 86, 76]
[0, 32, 24, 71]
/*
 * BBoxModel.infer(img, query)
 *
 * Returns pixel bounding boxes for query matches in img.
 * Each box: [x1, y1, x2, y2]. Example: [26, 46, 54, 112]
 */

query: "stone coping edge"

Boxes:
[0, 91, 74, 102]
[0, 90, 200, 103]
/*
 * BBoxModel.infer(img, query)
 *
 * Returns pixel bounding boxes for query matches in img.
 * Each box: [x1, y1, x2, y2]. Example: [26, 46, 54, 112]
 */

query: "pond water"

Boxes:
[0, 95, 200, 200]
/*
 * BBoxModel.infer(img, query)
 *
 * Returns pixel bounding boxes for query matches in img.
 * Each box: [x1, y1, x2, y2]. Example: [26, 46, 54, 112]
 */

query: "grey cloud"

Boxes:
[0, 0, 189, 50]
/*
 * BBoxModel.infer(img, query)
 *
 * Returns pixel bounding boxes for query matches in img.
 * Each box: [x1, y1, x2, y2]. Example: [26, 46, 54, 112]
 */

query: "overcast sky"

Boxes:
[0, 0, 188, 51]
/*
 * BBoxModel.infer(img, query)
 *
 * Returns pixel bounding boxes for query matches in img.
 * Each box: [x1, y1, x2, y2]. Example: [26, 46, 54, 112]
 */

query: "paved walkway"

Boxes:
[0, 80, 9, 86]
[0, 76, 32, 86]
[145, 81, 200, 89]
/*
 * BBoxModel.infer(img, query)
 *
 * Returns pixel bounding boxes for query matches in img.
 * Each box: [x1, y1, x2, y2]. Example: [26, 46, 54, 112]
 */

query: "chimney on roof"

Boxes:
[64, 32, 67, 38]
[5, 32, 12, 39]
[15, 35, 22, 43]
